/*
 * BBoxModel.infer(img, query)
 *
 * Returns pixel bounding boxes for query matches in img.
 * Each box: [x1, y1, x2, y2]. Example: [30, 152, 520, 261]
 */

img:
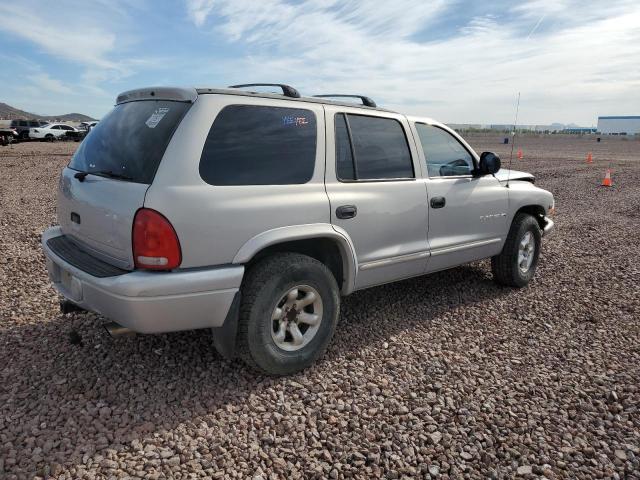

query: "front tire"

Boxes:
[492, 213, 542, 287]
[237, 253, 340, 375]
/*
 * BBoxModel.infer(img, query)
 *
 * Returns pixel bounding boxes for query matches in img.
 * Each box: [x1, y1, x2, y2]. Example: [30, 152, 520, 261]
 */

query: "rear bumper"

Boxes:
[42, 227, 244, 333]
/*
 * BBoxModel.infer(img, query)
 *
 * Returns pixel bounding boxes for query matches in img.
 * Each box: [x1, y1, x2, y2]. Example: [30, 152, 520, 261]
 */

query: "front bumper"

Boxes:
[542, 215, 555, 236]
[42, 227, 244, 333]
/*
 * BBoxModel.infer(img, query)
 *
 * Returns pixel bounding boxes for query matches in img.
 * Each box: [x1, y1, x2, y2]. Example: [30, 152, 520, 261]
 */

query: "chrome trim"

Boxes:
[542, 216, 555, 236]
[430, 238, 502, 257]
[359, 251, 429, 271]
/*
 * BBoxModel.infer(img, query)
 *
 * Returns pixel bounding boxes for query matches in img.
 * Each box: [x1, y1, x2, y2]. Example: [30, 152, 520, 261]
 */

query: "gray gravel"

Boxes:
[1, 136, 639, 479]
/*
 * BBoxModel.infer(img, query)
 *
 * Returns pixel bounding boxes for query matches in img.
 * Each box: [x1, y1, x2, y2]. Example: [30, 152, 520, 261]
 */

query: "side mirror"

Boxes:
[478, 152, 501, 176]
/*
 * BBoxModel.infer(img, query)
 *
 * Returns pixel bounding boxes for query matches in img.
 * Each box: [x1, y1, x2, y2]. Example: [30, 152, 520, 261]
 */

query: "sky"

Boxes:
[0, 0, 638, 125]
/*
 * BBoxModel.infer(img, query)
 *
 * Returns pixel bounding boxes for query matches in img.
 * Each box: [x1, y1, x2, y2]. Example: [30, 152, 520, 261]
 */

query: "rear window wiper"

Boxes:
[74, 170, 134, 182]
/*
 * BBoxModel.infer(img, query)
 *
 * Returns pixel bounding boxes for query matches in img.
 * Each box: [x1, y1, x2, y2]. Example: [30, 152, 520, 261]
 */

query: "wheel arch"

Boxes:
[232, 224, 358, 295]
[514, 204, 546, 230]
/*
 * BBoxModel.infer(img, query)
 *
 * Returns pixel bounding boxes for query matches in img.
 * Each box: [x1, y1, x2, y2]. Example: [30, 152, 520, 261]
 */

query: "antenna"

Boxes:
[506, 92, 521, 188]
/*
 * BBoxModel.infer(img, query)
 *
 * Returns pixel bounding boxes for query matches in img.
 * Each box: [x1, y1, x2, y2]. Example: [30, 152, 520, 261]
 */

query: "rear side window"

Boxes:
[199, 105, 317, 186]
[335, 113, 414, 181]
[69, 100, 191, 184]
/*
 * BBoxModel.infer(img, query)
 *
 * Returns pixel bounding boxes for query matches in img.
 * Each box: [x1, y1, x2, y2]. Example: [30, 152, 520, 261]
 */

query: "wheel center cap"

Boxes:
[285, 308, 298, 323]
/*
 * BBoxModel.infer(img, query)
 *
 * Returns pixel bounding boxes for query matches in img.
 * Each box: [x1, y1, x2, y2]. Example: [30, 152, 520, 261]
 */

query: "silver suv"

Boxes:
[42, 84, 555, 375]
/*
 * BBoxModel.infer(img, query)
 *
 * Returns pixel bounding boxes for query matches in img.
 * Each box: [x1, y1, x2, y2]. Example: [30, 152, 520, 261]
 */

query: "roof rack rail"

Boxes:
[228, 83, 301, 99]
[312, 94, 377, 108]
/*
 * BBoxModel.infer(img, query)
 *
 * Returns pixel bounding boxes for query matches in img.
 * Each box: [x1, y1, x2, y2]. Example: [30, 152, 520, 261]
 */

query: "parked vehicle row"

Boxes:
[0, 119, 98, 142]
[41, 83, 555, 375]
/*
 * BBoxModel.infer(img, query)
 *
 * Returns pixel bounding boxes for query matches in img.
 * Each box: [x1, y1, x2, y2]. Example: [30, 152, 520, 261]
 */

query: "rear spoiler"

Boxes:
[116, 87, 197, 105]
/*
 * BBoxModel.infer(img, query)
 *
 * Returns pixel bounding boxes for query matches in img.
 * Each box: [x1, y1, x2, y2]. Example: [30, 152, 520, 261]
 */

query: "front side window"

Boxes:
[335, 113, 413, 181]
[415, 124, 474, 177]
[199, 105, 317, 186]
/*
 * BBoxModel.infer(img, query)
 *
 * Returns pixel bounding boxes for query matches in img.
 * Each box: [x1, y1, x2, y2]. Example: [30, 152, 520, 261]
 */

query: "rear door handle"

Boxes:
[430, 196, 446, 209]
[336, 205, 357, 219]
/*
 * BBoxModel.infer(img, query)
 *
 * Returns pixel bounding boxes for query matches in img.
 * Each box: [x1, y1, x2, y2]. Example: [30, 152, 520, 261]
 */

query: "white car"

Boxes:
[29, 123, 78, 141]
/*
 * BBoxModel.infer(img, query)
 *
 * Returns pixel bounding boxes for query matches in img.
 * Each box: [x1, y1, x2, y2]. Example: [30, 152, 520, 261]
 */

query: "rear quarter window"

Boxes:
[199, 105, 317, 186]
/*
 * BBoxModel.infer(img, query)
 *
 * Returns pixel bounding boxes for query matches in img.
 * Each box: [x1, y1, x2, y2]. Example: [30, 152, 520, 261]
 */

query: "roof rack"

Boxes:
[228, 83, 301, 99]
[312, 94, 377, 108]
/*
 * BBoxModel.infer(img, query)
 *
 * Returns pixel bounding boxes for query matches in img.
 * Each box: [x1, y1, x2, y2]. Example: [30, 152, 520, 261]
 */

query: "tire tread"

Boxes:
[492, 213, 541, 287]
[236, 253, 338, 375]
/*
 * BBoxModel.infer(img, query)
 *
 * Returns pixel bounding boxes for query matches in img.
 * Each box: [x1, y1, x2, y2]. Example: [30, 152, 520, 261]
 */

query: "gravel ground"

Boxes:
[1, 136, 639, 479]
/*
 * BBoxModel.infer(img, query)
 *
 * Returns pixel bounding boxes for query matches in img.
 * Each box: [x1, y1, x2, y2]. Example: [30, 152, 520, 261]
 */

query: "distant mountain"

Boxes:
[0, 102, 96, 122]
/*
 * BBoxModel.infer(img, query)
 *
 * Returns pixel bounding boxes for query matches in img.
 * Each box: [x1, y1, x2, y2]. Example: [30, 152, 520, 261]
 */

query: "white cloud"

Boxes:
[187, 0, 216, 27]
[30, 73, 73, 95]
[0, 5, 118, 71]
[187, 0, 640, 124]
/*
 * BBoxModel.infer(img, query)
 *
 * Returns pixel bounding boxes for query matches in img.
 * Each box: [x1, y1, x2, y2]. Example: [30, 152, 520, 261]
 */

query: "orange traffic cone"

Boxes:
[601, 169, 612, 187]
[586, 152, 593, 163]
[517, 148, 523, 159]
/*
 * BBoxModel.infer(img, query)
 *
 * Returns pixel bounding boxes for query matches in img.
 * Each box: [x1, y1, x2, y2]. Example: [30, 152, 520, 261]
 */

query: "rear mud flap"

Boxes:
[211, 292, 240, 360]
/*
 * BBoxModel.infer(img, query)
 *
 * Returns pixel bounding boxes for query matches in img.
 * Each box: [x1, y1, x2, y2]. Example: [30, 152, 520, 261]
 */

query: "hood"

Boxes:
[494, 169, 535, 183]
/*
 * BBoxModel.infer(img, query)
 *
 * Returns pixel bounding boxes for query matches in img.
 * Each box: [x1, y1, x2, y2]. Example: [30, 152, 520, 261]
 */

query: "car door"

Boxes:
[324, 105, 429, 290]
[410, 122, 508, 273]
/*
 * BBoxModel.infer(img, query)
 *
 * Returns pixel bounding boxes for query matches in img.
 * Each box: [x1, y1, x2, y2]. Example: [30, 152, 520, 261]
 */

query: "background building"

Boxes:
[597, 116, 640, 135]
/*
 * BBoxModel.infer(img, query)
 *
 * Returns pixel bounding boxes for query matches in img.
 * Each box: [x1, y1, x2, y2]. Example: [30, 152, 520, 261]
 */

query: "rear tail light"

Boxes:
[132, 208, 181, 270]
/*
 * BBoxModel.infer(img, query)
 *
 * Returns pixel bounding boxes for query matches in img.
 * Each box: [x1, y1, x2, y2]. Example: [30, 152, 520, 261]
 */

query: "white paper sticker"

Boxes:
[145, 107, 170, 128]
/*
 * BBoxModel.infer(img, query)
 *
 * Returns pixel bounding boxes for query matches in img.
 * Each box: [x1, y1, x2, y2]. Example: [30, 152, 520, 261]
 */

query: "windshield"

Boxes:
[69, 100, 191, 184]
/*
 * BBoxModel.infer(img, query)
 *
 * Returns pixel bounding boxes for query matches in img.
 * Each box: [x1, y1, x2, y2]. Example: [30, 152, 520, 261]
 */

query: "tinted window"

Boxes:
[11, 120, 18, 127]
[335, 114, 355, 180]
[199, 105, 317, 186]
[29, 121, 40, 127]
[51, 125, 60, 130]
[19, 120, 28, 127]
[69, 100, 190, 184]
[415, 124, 474, 177]
[60, 125, 73, 130]
[337, 114, 413, 180]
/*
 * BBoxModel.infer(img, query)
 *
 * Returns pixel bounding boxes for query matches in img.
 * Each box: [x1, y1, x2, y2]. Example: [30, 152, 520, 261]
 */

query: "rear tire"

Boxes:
[492, 213, 542, 287]
[237, 253, 339, 375]
[45, 134, 54, 142]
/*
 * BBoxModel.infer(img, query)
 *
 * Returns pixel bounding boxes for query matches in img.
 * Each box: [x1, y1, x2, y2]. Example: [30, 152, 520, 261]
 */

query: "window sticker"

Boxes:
[282, 115, 309, 127]
[145, 107, 170, 128]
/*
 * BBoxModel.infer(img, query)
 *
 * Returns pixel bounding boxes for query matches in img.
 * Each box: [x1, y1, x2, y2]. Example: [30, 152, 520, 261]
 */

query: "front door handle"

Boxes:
[430, 196, 446, 209]
[336, 205, 357, 219]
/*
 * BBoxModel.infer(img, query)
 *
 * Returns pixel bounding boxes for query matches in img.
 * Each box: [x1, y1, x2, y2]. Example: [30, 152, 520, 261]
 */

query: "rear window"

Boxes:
[199, 105, 317, 186]
[69, 100, 190, 184]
